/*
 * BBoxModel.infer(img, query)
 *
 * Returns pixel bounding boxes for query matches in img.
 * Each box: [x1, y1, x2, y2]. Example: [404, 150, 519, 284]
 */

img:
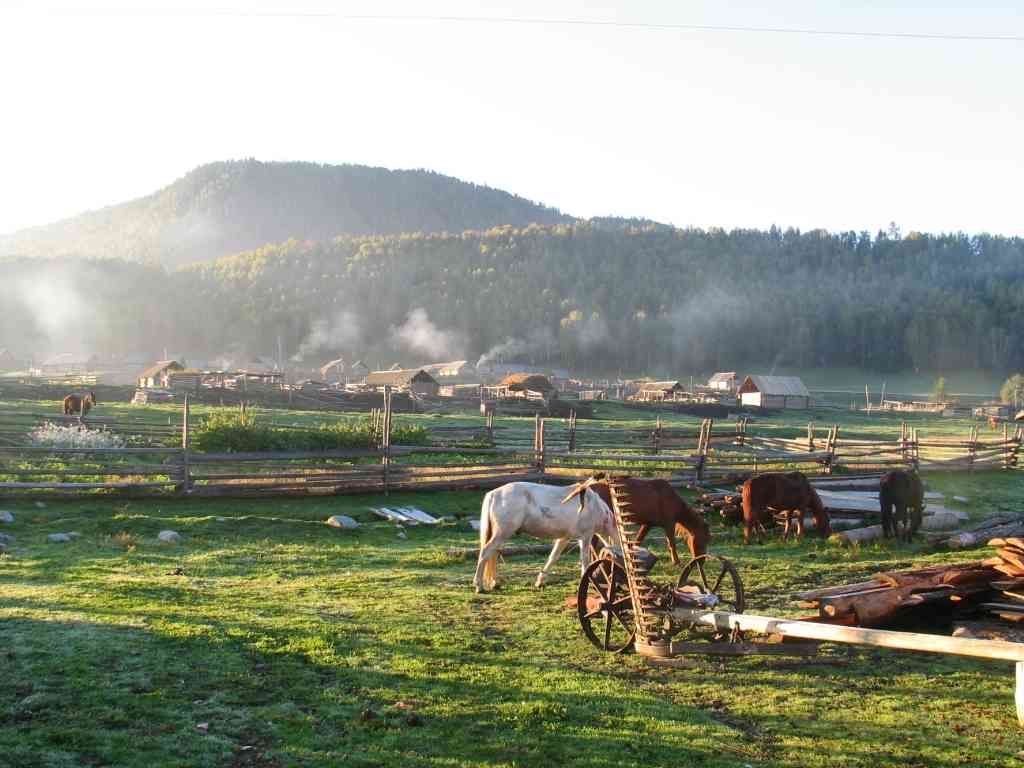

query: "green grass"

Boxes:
[2, 474, 1024, 767]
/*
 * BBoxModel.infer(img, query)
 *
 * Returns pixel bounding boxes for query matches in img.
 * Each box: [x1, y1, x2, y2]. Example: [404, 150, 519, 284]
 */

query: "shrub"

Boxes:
[191, 412, 428, 453]
[29, 422, 126, 450]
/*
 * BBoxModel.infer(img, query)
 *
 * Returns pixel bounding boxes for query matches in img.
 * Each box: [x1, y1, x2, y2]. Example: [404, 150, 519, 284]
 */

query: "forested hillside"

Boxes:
[0, 160, 571, 267]
[3, 224, 1022, 375]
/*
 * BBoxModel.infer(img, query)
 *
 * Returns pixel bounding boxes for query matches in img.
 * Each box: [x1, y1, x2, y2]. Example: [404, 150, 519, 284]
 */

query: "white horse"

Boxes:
[473, 481, 619, 593]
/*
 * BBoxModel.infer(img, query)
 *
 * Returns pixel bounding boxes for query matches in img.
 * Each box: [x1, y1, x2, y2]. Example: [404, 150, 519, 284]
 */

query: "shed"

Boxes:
[138, 360, 185, 389]
[365, 369, 439, 396]
[635, 381, 685, 402]
[738, 376, 811, 410]
[423, 360, 476, 382]
[708, 372, 738, 391]
[166, 369, 202, 393]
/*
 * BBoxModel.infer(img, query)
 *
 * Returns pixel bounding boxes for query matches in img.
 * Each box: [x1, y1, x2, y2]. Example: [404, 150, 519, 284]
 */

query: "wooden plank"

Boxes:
[672, 608, 1024, 662]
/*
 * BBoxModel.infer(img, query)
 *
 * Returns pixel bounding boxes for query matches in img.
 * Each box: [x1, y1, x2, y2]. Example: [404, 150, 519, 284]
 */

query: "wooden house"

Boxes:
[423, 360, 477, 384]
[166, 369, 203, 393]
[481, 373, 555, 402]
[364, 369, 440, 396]
[348, 360, 369, 382]
[738, 376, 811, 410]
[708, 372, 738, 391]
[632, 381, 685, 402]
[138, 360, 185, 389]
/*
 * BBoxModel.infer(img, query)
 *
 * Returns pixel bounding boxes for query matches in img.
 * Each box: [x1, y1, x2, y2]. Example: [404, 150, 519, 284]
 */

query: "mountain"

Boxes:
[0, 160, 573, 267]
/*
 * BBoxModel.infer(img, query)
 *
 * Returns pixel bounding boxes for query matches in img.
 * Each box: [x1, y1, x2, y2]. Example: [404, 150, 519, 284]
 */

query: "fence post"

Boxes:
[653, 416, 662, 455]
[1005, 423, 1011, 470]
[968, 425, 978, 473]
[382, 386, 392, 495]
[180, 395, 191, 495]
[807, 421, 815, 451]
[568, 410, 577, 453]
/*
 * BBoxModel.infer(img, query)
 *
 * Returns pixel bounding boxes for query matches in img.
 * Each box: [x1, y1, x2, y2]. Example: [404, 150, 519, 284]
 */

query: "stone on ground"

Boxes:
[158, 530, 182, 543]
[0, 511, 13, 523]
[47, 533, 73, 543]
[326, 515, 359, 530]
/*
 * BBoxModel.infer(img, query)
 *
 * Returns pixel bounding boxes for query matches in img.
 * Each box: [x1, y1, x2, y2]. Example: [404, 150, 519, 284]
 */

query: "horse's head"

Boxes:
[809, 489, 831, 537]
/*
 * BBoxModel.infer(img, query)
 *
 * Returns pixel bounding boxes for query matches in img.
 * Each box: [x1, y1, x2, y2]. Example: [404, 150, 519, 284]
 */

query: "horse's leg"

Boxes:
[782, 510, 792, 541]
[535, 537, 572, 588]
[634, 523, 650, 544]
[663, 527, 681, 566]
[896, 502, 908, 543]
[881, 501, 893, 538]
[795, 509, 806, 540]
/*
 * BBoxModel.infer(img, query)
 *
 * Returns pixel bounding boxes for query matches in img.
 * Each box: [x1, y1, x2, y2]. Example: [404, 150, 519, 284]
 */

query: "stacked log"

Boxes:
[935, 516, 1024, 550]
[794, 561, 1001, 627]
[982, 539, 1024, 621]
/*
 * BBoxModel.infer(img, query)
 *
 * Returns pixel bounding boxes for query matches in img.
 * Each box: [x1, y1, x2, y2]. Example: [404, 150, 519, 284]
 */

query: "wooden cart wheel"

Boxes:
[677, 555, 745, 615]
[577, 556, 635, 653]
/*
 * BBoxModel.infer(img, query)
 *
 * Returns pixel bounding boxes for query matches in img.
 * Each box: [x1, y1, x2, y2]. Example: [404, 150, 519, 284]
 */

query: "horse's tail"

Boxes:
[479, 491, 499, 591]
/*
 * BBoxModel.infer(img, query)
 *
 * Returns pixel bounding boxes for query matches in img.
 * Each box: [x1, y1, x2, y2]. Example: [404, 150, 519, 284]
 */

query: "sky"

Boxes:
[1, 0, 1022, 236]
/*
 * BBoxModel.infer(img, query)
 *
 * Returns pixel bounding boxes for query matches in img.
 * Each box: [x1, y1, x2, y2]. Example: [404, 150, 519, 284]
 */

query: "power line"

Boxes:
[17, 8, 1024, 43]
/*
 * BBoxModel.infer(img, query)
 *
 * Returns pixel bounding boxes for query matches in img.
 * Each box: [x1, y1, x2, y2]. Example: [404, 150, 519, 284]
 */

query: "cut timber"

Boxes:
[672, 608, 1024, 662]
[830, 525, 884, 546]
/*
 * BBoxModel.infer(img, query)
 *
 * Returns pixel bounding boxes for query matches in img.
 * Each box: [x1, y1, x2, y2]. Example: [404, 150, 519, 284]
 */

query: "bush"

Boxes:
[29, 422, 126, 450]
[191, 412, 428, 453]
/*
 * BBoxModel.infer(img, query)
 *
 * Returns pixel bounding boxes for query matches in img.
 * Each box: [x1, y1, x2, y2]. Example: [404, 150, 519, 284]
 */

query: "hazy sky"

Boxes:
[2, 1, 1022, 236]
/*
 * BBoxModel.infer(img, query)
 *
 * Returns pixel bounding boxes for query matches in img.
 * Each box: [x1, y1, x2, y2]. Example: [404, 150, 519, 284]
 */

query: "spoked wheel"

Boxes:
[577, 556, 636, 653]
[677, 555, 745, 615]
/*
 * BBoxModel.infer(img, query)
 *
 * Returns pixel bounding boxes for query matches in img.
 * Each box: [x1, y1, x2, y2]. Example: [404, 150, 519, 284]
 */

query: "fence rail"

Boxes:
[0, 398, 1019, 499]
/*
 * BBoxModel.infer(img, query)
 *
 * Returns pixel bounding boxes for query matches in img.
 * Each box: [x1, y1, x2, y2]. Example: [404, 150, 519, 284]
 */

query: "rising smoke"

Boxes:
[293, 310, 362, 360]
[476, 326, 556, 368]
[392, 308, 465, 360]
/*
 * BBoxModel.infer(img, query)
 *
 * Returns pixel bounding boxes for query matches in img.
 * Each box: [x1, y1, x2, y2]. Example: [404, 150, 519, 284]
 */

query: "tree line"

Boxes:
[2, 223, 1022, 375]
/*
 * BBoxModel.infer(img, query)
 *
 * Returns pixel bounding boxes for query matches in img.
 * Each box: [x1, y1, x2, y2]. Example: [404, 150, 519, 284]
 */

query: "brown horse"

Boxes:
[741, 471, 831, 544]
[62, 391, 96, 417]
[879, 469, 925, 542]
[563, 474, 709, 565]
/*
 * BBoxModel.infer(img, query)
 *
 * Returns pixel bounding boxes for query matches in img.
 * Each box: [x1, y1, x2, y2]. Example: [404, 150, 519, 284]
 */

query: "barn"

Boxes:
[708, 372, 738, 391]
[634, 381, 685, 402]
[138, 360, 185, 389]
[365, 369, 440, 396]
[738, 376, 811, 410]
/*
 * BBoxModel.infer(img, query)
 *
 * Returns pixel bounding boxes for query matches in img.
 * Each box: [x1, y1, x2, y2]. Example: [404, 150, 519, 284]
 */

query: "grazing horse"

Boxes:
[563, 474, 709, 566]
[879, 469, 925, 542]
[62, 391, 96, 417]
[741, 471, 831, 545]
[473, 481, 619, 593]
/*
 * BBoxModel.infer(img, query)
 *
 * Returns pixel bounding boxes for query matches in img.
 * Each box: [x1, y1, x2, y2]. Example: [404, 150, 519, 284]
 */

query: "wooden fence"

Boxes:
[0, 399, 1019, 499]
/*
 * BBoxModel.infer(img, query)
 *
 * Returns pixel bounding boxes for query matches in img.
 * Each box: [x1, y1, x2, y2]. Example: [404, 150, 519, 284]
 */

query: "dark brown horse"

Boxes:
[741, 471, 831, 544]
[879, 469, 924, 542]
[63, 391, 96, 417]
[563, 474, 709, 565]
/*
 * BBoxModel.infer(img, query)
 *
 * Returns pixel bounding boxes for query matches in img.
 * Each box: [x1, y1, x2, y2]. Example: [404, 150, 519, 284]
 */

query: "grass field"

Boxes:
[2, 469, 1024, 768]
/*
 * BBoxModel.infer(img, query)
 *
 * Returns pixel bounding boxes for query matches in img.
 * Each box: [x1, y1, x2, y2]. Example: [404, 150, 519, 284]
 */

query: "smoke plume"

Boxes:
[476, 327, 556, 368]
[392, 308, 465, 360]
[293, 310, 362, 360]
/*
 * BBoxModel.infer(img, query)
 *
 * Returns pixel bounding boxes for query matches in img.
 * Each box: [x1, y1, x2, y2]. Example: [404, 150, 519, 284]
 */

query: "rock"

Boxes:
[397, 530, 408, 540]
[325, 515, 359, 530]
[468, 519, 481, 531]
[47, 533, 72, 543]
[34, 502, 46, 509]
[215, 517, 226, 522]
[953, 495, 969, 503]
[158, 530, 182, 543]
[0, 533, 12, 545]
[0, 511, 13, 523]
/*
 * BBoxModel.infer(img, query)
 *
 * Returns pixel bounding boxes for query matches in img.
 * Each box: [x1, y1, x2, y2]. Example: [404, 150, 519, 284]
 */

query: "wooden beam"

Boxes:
[671, 609, 1024, 662]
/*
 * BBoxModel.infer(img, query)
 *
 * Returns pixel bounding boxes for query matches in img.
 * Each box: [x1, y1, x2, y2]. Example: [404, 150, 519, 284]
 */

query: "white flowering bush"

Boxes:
[29, 423, 126, 450]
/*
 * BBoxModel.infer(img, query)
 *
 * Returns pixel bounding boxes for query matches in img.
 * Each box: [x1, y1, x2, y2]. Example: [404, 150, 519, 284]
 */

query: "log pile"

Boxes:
[982, 538, 1024, 621]
[794, 561, 1002, 627]
[932, 515, 1024, 550]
